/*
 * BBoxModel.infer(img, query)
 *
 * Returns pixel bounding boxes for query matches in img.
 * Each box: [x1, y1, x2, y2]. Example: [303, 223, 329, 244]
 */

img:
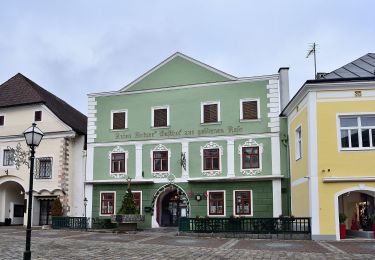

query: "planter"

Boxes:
[340, 223, 346, 239]
[111, 214, 145, 231]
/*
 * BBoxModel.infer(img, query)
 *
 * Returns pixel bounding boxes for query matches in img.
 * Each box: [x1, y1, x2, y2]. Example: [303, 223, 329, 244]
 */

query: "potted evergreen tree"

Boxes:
[111, 177, 144, 231]
[339, 213, 347, 239]
[51, 198, 64, 229]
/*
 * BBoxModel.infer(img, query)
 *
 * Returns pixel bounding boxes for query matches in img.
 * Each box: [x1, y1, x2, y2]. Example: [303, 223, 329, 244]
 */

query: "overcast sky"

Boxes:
[1, 1, 374, 114]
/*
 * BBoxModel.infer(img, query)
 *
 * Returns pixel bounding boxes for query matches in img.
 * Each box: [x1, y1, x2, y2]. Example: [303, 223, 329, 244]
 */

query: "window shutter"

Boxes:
[113, 112, 125, 129]
[204, 104, 218, 123]
[154, 109, 167, 127]
[243, 101, 258, 120]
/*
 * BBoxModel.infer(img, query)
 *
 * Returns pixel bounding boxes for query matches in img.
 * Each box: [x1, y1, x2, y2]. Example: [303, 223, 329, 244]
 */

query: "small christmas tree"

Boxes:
[50, 198, 63, 216]
[118, 178, 137, 214]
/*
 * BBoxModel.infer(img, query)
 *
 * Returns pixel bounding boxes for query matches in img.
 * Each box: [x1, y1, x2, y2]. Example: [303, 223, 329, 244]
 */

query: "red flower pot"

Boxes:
[340, 223, 346, 239]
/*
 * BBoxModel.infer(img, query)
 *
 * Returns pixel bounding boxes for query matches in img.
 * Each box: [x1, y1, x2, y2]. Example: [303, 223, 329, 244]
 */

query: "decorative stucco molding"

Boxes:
[150, 144, 171, 178]
[238, 139, 263, 176]
[108, 146, 128, 178]
[200, 142, 223, 177]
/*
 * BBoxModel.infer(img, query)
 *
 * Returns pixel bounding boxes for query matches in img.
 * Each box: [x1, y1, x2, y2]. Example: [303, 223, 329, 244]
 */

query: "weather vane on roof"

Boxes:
[306, 42, 318, 79]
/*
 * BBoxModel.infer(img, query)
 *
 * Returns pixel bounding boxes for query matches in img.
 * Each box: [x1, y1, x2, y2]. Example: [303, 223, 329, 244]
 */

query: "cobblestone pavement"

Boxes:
[1, 227, 375, 259]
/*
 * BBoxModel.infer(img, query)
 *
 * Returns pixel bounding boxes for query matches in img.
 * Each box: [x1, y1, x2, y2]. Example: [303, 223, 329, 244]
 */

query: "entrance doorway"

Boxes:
[39, 199, 54, 225]
[160, 190, 181, 226]
[338, 191, 375, 239]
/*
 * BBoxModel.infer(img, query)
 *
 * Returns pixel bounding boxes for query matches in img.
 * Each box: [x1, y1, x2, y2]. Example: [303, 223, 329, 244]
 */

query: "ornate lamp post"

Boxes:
[84, 197, 88, 231]
[23, 123, 44, 260]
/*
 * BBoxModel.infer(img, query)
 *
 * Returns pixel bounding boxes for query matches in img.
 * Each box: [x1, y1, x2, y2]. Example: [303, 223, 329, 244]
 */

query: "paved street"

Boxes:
[1, 227, 375, 259]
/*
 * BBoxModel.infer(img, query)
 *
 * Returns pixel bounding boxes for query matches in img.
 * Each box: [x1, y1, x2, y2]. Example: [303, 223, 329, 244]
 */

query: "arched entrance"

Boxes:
[335, 186, 375, 240]
[0, 181, 25, 225]
[151, 184, 190, 228]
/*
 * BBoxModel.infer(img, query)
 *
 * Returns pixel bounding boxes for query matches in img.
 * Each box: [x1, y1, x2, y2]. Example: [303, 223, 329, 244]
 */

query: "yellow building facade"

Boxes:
[284, 77, 375, 240]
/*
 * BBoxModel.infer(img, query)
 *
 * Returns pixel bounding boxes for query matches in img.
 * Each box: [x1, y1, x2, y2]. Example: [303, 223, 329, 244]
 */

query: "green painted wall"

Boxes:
[127, 56, 230, 92]
[92, 181, 273, 228]
[95, 81, 269, 143]
[279, 117, 291, 215]
[93, 145, 136, 180]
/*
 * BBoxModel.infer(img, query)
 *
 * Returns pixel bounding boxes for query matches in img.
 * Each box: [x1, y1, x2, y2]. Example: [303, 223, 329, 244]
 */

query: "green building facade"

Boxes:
[85, 53, 290, 228]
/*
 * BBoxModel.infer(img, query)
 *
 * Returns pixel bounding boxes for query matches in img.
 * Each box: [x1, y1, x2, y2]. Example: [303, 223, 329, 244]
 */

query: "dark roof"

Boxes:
[323, 53, 375, 79]
[0, 73, 87, 135]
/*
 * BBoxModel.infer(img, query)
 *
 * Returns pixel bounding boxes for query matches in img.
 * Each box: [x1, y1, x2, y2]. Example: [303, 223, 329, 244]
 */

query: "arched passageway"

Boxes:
[0, 181, 25, 225]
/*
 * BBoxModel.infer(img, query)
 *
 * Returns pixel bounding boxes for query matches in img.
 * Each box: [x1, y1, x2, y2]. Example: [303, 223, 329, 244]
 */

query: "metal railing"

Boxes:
[179, 217, 311, 234]
[52, 217, 87, 230]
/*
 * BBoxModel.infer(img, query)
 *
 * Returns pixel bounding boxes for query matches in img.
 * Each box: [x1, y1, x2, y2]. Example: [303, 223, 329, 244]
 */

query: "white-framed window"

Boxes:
[150, 144, 171, 178]
[108, 146, 128, 178]
[35, 157, 53, 179]
[2, 149, 15, 166]
[238, 139, 263, 175]
[133, 191, 142, 215]
[200, 142, 223, 177]
[0, 115, 5, 126]
[201, 101, 220, 124]
[151, 105, 169, 128]
[100, 191, 116, 216]
[34, 110, 42, 122]
[233, 190, 253, 216]
[339, 114, 375, 150]
[240, 98, 260, 121]
[295, 126, 302, 160]
[111, 110, 128, 130]
[207, 190, 226, 217]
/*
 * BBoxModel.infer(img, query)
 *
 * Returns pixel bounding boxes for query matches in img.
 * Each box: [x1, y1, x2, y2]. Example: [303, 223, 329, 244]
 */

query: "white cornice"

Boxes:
[323, 176, 375, 183]
[188, 175, 284, 182]
[88, 74, 279, 98]
[85, 179, 154, 184]
[282, 80, 375, 116]
[0, 131, 77, 141]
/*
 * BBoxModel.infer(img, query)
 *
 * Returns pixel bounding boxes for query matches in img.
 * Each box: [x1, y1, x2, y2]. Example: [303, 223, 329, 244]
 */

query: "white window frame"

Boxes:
[200, 142, 223, 177]
[132, 191, 142, 215]
[151, 105, 170, 128]
[233, 190, 253, 217]
[0, 114, 5, 127]
[337, 113, 375, 151]
[201, 101, 221, 124]
[150, 144, 171, 178]
[240, 98, 260, 121]
[99, 191, 116, 216]
[238, 139, 263, 175]
[295, 125, 302, 160]
[108, 146, 128, 178]
[207, 190, 226, 217]
[111, 109, 128, 130]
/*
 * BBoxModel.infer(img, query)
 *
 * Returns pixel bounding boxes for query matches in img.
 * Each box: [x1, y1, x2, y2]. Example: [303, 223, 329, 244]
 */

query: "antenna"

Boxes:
[306, 42, 318, 79]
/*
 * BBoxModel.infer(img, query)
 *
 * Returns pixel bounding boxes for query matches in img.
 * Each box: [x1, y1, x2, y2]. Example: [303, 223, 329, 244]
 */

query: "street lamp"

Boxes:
[23, 123, 44, 260]
[84, 197, 88, 231]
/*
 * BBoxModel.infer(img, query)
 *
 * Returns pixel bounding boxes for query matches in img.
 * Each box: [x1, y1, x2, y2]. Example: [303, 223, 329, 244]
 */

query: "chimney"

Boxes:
[278, 67, 290, 111]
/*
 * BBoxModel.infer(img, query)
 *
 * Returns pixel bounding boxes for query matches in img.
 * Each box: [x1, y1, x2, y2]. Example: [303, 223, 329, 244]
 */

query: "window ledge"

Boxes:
[111, 128, 128, 131]
[340, 147, 375, 151]
[240, 119, 261, 122]
[200, 121, 222, 126]
[151, 126, 170, 129]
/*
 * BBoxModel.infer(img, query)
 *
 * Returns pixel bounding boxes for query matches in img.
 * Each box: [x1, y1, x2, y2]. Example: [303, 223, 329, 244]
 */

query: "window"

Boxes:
[339, 115, 375, 149]
[201, 102, 220, 123]
[100, 192, 115, 215]
[3, 149, 14, 166]
[153, 151, 168, 172]
[111, 153, 125, 173]
[203, 148, 220, 171]
[35, 157, 53, 179]
[242, 147, 259, 169]
[34, 111, 42, 121]
[133, 191, 142, 214]
[0, 115, 4, 126]
[208, 191, 225, 216]
[295, 126, 302, 160]
[152, 106, 169, 127]
[234, 191, 252, 216]
[112, 110, 127, 130]
[241, 99, 259, 120]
